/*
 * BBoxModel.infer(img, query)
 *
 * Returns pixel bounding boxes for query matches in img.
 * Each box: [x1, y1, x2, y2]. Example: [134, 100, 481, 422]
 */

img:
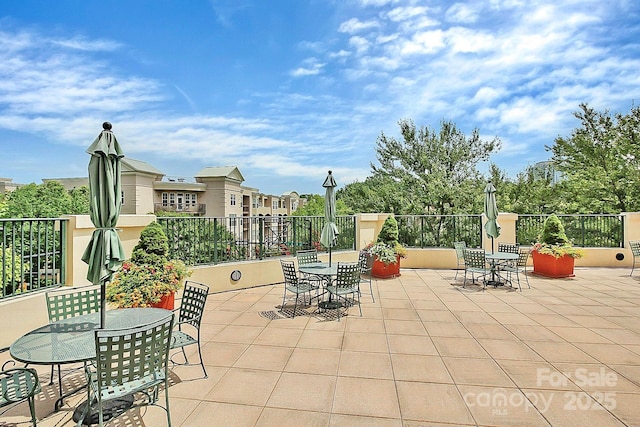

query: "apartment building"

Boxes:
[18, 159, 305, 218]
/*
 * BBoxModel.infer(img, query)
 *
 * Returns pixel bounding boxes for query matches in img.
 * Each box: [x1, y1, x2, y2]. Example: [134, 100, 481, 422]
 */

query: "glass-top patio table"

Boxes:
[10, 308, 171, 411]
[485, 251, 519, 286]
[298, 262, 342, 310]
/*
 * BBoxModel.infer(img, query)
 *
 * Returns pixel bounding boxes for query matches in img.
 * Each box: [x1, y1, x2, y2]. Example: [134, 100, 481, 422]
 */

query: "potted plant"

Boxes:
[106, 221, 191, 309]
[531, 214, 584, 278]
[363, 215, 407, 279]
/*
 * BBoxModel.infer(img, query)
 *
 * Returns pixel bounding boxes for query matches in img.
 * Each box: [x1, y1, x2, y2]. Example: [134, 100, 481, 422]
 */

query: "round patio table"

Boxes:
[10, 308, 171, 412]
[485, 251, 519, 286]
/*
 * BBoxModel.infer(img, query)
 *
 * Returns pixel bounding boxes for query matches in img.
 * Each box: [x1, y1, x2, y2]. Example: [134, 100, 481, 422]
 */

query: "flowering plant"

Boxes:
[533, 214, 584, 259]
[106, 221, 191, 308]
[106, 259, 190, 308]
[362, 241, 407, 265]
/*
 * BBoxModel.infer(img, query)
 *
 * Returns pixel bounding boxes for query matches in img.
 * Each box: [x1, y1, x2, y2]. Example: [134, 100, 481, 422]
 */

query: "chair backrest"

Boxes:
[517, 248, 531, 267]
[280, 260, 299, 285]
[335, 262, 361, 290]
[178, 281, 209, 328]
[358, 251, 373, 272]
[46, 285, 100, 322]
[296, 249, 319, 265]
[630, 241, 640, 256]
[94, 314, 173, 391]
[0, 367, 40, 408]
[498, 243, 519, 254]
[453, 242, 466, 260]
[464, 249, 486, 269]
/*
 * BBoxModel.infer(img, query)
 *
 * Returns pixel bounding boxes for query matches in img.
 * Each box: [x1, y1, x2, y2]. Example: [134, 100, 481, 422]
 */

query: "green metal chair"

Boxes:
[497, 242, 519, 254]
[463, 248, 489, 288]
[77, 314, 174, 427]
[502, 248, 531, 291]
[629, 241, 640, 276]
[170, 280, 209, 378]
[280, 260, 318, 318]
[45, 285, 100, 399]
[296, 249, 319, 265]
[453, 241, 466, 280]
[0, 367, 40, 426]
[358, 251, 375, 302]
[326, 262, 362, 321]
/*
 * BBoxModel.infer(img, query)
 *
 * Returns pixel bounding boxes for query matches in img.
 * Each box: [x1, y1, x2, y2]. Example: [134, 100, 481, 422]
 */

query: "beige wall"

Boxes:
[121, 173, 157, 215]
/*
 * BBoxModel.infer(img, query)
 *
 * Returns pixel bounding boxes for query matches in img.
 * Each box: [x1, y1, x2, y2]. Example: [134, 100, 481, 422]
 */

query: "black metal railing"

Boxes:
[158, 215, 356, 266]
[516, 214, 624, 247]
[395, 215, 484, 248]
[1, 218, 67, 299]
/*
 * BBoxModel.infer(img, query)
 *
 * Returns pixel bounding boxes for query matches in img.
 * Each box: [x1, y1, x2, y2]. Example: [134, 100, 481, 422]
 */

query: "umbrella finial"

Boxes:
[102, 122, 112, 132]
[328, 170, 332, 174]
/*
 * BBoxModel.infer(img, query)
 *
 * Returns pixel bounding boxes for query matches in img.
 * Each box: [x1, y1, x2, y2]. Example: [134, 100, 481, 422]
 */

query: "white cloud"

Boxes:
[386, 6, 429, 22]
[349, 36, 370, 54]
[445, 3, 479, 23]
[290, 57, 325, 77]
[338, 18, 380, 34]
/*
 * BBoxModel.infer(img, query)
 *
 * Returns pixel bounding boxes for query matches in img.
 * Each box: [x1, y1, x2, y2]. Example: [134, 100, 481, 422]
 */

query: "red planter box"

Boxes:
[151, 292, 175, 310]
[372, 256, 401, 279]
[531, 250, 575, 278]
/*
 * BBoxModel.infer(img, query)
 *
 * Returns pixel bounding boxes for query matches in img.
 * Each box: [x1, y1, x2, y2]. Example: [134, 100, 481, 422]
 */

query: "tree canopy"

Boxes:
[1, 181, 90, 218]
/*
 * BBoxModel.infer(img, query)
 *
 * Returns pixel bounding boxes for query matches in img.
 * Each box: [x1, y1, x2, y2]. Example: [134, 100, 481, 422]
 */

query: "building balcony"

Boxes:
[154, 203, 206, 215]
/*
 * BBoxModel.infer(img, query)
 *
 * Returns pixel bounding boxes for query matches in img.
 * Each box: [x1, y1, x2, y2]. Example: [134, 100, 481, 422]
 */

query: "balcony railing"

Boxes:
[157, 215, 356, 266]
[516, 214, 624, 247]
[1, 218, 67, 299]
[396, 215, 484, 248]
[154, 203, 206, 215]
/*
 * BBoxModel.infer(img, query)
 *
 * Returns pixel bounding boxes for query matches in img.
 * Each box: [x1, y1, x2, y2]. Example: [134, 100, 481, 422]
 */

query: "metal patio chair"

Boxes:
[502, 248, 531, 291]
[0, 367, 40, 426]
[77, 314, 174, 427]
[463, 248, 489, 288]
[170, 280, 209, 378]
[358, 251, 375, 302]
[280, 260, 318, 318]
[296, 248, 322, 288]
[325, 262, 362, 321]
[45, 285, 100, 398]
[453, 241, 466, 280]
[630, 241, 640, 276]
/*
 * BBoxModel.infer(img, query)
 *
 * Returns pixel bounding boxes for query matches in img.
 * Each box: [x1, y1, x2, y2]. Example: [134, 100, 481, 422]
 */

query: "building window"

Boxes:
[231, 194, 236, 206]
[191, 194, 197, 205]
[162, 192, 168, 206]
[272, 200, 277, 210]
[169, 193, 175, 205]
[230, 213, 237, 227]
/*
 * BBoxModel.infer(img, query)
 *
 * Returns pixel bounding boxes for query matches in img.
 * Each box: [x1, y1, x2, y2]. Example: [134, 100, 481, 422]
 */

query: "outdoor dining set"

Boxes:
[454, 241, 531, 291]
[279, 248, 374, 321]
[2, 280, 210, 426]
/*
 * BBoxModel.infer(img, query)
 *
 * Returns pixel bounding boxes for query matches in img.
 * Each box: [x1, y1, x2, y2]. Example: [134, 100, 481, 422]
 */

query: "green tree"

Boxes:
[292, 194, 351, 216]
[2, 181, 89, 218]
[338, 175, 407, 214]
[550, 103, 640, 213]
[371, 119, 500, 215]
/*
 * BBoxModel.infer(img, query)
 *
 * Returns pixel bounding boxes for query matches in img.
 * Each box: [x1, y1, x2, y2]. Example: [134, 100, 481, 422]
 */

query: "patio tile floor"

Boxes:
[2, 267, 640, 426]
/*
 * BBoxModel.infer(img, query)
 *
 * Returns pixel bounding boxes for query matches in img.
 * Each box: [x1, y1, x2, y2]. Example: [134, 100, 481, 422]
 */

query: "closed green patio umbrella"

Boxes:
[81, 122, 126, 328]
[484, 180, 501, 254]
[320, 171, 339, 266]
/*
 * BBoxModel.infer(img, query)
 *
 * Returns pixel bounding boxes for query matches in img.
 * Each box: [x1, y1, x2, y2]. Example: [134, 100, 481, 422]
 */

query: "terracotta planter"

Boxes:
[151, 292, 175, 310]
[531, 250, 575, 278]
[372, 255, 401, 279]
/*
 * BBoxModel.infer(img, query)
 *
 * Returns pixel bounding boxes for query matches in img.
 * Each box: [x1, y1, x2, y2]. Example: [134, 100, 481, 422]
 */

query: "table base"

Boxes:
[72, 395, 135, 425]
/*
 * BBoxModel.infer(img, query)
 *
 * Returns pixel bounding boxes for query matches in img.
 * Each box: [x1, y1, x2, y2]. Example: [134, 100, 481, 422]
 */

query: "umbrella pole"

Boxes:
[100, 281, 107, 329]
[329, 248, 332, 267]
[492, 237, 495, 254]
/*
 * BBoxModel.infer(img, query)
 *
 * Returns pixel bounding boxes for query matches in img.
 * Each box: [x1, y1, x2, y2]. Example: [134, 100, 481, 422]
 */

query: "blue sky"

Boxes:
[1, 0, 639, 196]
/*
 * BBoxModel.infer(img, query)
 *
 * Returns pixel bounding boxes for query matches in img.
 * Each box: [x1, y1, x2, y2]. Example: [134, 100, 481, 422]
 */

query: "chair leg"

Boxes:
[369, 276, 375, 303]
[28, 395, 37, 427]
[165, 378, 172, 427]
